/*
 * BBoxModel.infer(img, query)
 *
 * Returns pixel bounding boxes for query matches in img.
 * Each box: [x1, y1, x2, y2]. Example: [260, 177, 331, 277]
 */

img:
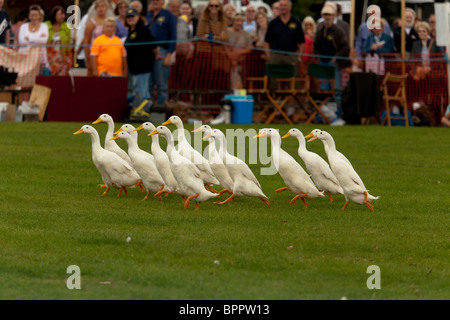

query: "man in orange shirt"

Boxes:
[90, 17, 128, 77]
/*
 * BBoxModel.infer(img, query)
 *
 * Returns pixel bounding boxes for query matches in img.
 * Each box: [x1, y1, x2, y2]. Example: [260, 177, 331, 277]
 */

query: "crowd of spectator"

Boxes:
[0, 0, 448, 125]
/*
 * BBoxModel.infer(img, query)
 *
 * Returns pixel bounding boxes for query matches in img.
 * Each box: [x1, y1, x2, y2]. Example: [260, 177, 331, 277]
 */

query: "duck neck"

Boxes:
[269, 135, 281, 153]
[150, 133, 162, 153]
[164, 134, 176, 157]
[296, 135, 308, 154]
[207, 138, 217, 159]
[124, 136, 138, 152]
[175, 123, 186, 143]
[217, 135, 227, 161]
[89, 130, 103, 151]
[105, 120, 115, 140]
[323, 134, 336, 155]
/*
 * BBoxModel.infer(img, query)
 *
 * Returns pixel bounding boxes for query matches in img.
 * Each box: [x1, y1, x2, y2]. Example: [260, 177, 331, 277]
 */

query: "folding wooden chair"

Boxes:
[380, 72, 409, 127]
[247, 64, 306, 124]
[297, 64, 336, 125]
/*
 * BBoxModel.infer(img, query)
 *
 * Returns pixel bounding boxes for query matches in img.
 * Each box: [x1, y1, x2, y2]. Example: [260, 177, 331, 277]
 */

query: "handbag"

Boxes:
[411, 40, 434, 81]
[365, 53, 385, 75]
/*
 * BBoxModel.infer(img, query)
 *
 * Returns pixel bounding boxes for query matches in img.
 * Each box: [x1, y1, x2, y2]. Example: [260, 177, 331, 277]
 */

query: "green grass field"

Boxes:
[0, 121, 448, 300]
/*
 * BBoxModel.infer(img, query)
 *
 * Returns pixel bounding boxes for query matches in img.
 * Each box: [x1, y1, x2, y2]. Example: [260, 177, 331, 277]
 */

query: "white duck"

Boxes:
[305, 130, 379, 211]
[111, 131, 169, 200]
[115, 123, 139, 144]
[92, 114, 133, 166]
[255, 128, 324, 208]
[135, 122, 182, 196]
[149, 126, 219, 210]
[282, 128, 343, 202]
[73, 125, 142, 197]
[192, 124, 234, 196]
[163, 115, 219, 191]
[307, 128, 352, 167]
[204, 129, 269, 207]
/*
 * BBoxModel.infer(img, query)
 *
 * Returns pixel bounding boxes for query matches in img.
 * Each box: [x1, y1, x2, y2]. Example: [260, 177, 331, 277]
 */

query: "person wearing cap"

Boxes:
[146, 0, 177, 107]
[125, 7, 158, 100]
[313, 3, 350, 112]
[316, 2, 349, 40]
[355, 4, 391, 61]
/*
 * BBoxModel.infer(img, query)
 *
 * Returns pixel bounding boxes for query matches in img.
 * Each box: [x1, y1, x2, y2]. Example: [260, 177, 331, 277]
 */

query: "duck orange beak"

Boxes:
[73, 128, 84, 135]
[281, 132, 291, 139]
[148, 129, 159, 136]
[114, 128, 123, 135]
[305, 132, 317, 142]
[253, 132, 266, 138]
[192, 127, 202, 133]
[134, 125, 143, 131]
[162, 119, 171, 125]
[92, 117, 102, 124]
[202, 133, 212, 140]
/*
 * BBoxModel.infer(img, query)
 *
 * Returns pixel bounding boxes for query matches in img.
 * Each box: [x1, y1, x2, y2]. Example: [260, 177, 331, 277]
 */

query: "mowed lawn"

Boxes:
[0, 121, 448, 300]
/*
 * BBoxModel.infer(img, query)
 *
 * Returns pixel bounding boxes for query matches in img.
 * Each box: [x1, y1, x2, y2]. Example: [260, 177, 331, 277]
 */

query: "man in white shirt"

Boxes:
[243, 5, 256, 33]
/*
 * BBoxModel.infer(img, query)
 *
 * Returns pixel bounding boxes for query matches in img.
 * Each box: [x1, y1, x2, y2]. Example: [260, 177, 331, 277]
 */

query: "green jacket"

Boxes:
[45, 21, 71, 45]
[45, 21, 72, 59]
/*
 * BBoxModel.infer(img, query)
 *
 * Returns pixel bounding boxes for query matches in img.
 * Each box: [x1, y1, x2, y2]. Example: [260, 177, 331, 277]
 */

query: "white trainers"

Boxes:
[330, 118, 346, 126]
[211, 112, 225, 124]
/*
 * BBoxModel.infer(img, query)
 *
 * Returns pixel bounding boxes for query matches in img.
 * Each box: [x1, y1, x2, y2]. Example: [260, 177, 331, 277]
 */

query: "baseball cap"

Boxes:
[126, 8, 139, 17]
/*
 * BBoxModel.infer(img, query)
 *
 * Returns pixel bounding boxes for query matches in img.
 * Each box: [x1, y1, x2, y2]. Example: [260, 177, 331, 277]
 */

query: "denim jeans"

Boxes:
[319, 59, 342, 108]
[149, 47, 171, 105]
[132, 72, 151, 100]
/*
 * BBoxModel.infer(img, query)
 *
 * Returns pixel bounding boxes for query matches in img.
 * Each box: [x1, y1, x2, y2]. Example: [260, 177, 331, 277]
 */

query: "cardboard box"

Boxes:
[5, 104, 16, 122]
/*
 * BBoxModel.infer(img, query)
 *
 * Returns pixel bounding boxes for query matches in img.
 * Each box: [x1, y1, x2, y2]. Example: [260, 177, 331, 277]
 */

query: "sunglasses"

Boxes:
[209, 4, 220, 8]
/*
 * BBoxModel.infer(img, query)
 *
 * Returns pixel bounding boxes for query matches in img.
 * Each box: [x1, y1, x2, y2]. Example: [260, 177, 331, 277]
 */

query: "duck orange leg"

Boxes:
[290, 193, 308, 208]
[275, 187, 291, 193]
[101, 187, 110, 196]
[341, 201, 349, 211]
[154, 185, 166, 201]
[215, 193, 235, 205]
[195, 201, 200, 210]
[184, 193, 200, 209]
[134, 180, 145, 192]
[218, 189, 233, 196]
[260, 197, 269, 207]
[142, 191, 151, 200]
[364, 191, 374, 211]
[205, 184, 219, 193]
[117, 186, 128, 197]
[326, 191, 334, 202]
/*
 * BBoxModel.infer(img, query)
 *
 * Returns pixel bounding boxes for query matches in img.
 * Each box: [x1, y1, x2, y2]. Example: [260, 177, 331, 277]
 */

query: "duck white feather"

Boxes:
[282, 128, 343, 202]
[163, 116, 219, 187]
[255, 128, 324, 208]
[307, 128, 352, 167]
[74, 125, 141, 197]
[136, 122, 182, 195]
[306, 130, 379, 211]
[192, 125, 234, 195]
[150, 126, 218, 210]
[205, 129, 269, 206]
[92, 113, 133, 166]
[112, 131, 169, 200]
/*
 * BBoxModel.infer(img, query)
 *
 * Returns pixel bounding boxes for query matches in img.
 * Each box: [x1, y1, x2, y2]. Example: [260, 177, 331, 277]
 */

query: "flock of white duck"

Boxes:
[73, 114, 379, 211]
